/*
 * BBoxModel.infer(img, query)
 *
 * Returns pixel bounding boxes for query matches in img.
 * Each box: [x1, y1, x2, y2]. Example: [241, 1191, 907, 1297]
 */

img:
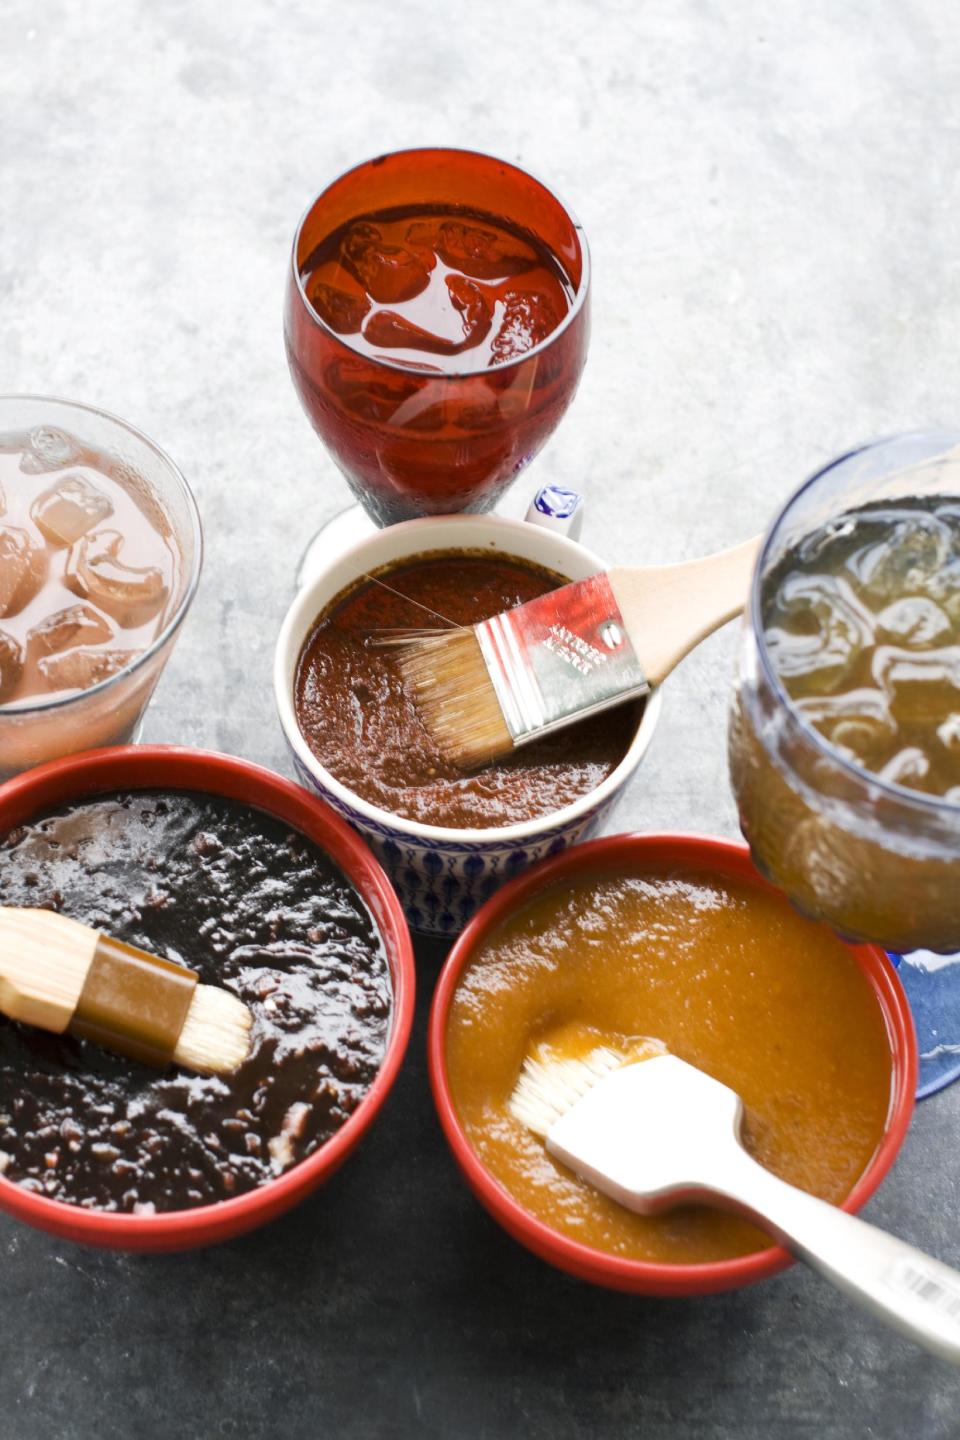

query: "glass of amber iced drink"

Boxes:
[729, 431, 960, 959]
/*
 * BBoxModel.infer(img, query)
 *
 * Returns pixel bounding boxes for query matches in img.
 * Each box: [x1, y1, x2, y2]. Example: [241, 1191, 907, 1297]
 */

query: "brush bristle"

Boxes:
[508, 1047, 629, 1137]
[392, 627, 514, 770]
[174, 983, 252, 1076]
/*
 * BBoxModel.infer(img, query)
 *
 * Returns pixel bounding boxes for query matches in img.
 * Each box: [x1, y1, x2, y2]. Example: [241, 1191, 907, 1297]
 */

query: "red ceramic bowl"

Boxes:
[429, 832, 917, 1297]
[0, 746, 415, 1252]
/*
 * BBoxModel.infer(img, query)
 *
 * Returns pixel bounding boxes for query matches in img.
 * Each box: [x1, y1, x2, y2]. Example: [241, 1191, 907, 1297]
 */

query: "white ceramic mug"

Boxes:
[274, 509, 661, 935]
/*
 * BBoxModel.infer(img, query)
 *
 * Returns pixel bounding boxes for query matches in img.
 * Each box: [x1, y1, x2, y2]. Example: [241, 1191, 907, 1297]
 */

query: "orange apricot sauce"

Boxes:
[445, 866, 894, 1265]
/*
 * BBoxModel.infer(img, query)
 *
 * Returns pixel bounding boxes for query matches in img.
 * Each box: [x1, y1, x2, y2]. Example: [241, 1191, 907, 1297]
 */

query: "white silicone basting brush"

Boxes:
[511, 1046, 960, 1364]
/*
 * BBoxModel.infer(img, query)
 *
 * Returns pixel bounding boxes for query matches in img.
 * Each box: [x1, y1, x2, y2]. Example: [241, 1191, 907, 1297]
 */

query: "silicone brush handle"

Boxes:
[711, 1147, 960, 1364]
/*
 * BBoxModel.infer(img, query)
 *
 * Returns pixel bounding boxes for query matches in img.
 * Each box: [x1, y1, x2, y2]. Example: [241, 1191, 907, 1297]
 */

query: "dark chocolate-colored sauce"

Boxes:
[294, 553, 643, 829]
[0, 791, 391, 1213]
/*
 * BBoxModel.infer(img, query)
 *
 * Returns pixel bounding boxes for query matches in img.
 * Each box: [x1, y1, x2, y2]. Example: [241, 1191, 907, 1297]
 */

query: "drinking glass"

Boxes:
[728, 432, 960, 1095]
[0, 395, 202, 777]
[284, 147, 590, 575]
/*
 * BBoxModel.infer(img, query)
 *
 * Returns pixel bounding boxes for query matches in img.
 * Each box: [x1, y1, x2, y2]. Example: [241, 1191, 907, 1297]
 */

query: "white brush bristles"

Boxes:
[390, 627, 514, 771]
[174, 983, 253, 1076]
[509, 1047, 629, 1138]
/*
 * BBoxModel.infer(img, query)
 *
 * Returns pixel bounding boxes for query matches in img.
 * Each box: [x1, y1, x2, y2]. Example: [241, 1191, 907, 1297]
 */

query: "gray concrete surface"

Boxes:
[2, 0, 960, 1435]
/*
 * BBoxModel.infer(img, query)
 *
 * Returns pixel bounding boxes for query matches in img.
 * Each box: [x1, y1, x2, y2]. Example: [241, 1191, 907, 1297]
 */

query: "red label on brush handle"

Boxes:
[479, 572, 649, 741]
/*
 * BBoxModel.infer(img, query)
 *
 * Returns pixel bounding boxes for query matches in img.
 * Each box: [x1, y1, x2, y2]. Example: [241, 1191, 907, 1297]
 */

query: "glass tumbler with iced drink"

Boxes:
[0, 396, 201, 776]
[729, 432, 960, 1090]
[284, 148, 590, 575]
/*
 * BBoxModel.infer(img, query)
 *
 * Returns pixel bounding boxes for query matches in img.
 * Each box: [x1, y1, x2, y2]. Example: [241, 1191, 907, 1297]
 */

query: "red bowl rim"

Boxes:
[0, 745, 416, 1246]
[428, 831, 918, 1297]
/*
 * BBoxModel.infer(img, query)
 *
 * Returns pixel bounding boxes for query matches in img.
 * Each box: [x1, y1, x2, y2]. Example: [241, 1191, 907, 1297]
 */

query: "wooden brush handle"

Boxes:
[0, 908, 96, 1032]
[608, 535, 762, 687]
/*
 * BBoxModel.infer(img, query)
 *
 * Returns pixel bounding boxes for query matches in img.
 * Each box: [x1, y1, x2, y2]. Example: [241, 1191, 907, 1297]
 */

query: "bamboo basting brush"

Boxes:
[0, 907, 252, 1075]
[387, 536, 762, 770]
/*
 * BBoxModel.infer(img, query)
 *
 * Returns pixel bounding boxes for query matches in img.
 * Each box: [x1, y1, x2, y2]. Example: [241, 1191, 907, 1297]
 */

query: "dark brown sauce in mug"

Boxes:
[294, 553, 643, 829]
[0, 791, 391, 1213]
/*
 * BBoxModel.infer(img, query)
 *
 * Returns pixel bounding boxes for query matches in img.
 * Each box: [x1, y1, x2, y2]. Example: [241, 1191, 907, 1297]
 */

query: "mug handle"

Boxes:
[524, 485, 584, 542]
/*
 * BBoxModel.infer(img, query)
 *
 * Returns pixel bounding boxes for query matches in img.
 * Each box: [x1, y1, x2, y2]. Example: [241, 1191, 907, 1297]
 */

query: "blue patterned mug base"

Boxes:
[291, 754, 625, 936]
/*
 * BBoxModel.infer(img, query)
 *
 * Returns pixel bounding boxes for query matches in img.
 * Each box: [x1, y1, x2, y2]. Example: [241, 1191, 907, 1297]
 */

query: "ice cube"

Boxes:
[27, 604, 114, 658]
[19, 426, 82, 474]
[446, 275, 493, 349]
[937, 714, 960, 752]
[0, 526, 45, 618]
[766, 575, 874, 695]
[0, 629, 23, 703]
[877, 747, 931, 789]
[363, 276, 493, 358]
[795, 688, 896, 764]
[875, 595, 953, 648]
[38, 646, 138, 693]
[410, 220, 535, 280]
[341, 224, 431, 304]
[306, 278, 370, 335]
[873, 645, 960, 725]
[66, 530, 166, 626]
[363, 310, 455, 355]
[450, 392, 503, 432]
[922, 558, 960, 625]
[31, 474, 114, 546]
[848, 511, 953, 604]
[796, 516, 857, 567]
[324, 358, 422, 424]
[490, 289, 562, 363]
[341, 221, 380, 252]
[404, 221, 443, 248]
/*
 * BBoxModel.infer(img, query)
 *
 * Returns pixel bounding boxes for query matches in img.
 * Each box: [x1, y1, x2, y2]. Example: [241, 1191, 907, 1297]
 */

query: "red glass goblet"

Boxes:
[284, 147, 590, 566]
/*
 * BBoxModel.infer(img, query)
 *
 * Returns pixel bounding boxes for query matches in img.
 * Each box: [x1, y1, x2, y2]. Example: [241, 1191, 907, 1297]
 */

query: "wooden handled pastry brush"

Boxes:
[389, 535, 761, 770]
[512, 1044, 960, 1364]
[0, 907, 252, 1075]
